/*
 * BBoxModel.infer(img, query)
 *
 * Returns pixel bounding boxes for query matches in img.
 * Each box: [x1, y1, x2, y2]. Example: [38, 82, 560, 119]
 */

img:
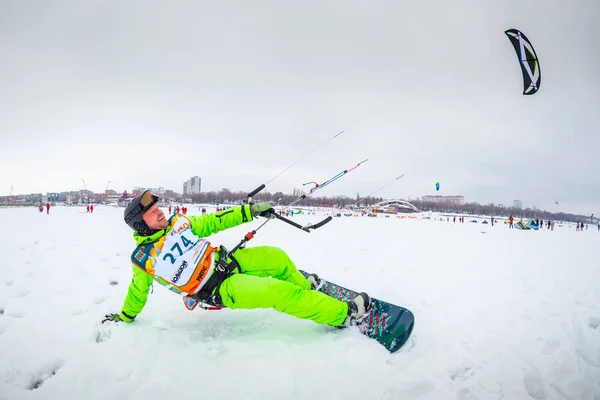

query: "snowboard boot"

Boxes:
[340, 292, 372, 327]
[306, 273, 321, 290]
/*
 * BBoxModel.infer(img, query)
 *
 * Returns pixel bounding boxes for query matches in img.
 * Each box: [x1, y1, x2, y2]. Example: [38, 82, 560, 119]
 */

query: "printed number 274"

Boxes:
[163, 235, 194, 264]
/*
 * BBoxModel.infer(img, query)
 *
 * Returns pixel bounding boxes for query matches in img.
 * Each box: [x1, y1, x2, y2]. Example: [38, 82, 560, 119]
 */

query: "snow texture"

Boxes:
[1, 206, 599, 400]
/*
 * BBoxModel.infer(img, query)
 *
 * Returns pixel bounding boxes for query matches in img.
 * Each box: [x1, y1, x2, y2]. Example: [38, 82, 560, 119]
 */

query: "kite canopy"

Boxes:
[505, 29, 541, 95]
[435, 181, 440, 191]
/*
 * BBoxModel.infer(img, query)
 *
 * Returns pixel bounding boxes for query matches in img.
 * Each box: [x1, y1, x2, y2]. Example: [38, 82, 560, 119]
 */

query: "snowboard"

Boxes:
[300, 270, 414, 353]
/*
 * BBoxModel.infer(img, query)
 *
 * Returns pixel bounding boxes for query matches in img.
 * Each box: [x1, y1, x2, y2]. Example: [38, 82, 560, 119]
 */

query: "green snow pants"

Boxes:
[217, 246, 348, 326]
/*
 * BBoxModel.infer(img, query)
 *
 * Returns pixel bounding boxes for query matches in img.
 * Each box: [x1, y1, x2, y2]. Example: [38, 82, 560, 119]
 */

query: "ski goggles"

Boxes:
[124, 190, 159, 224]
[139, 190, 158, 208]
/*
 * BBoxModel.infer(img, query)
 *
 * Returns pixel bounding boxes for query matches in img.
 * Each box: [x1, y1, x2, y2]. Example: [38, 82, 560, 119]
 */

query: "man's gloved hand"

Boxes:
[251, 203, 274, 218]
[102, 313, 122, 324]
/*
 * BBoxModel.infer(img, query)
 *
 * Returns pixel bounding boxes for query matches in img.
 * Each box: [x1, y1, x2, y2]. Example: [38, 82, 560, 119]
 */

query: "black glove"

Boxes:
[251, 203, 274, 218]
[102, 313, 122, 324]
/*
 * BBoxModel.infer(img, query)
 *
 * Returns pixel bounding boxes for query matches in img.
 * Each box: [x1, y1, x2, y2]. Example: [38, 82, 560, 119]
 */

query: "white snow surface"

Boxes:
[1, 206, 599, 400]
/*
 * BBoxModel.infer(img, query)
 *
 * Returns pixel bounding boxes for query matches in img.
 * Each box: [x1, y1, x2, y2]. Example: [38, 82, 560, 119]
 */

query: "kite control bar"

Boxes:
[242, 183, 332, 234]
[271, 213, 332, 232]
[245, 184, 265, 203]
[234, 159, 367, 252]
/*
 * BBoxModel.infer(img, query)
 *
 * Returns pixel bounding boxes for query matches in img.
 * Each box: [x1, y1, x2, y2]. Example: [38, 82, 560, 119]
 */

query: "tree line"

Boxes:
[409, 199, 592, 223]
[182, 189, 592, 223]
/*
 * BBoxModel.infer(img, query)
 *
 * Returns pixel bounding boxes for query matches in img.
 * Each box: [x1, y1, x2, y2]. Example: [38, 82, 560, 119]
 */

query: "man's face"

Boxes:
[142, 203, 168, 230]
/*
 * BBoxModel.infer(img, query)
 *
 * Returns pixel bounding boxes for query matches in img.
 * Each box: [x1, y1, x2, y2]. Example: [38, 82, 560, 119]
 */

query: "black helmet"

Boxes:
[124, 190, 159, 236]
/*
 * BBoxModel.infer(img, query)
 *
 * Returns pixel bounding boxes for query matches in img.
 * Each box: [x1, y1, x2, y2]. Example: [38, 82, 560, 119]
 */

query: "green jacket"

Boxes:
[119, 205, 253, 322]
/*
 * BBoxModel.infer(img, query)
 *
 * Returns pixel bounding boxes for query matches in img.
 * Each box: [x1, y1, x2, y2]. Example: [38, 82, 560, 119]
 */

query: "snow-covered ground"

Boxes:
[1, 205, 599, 400]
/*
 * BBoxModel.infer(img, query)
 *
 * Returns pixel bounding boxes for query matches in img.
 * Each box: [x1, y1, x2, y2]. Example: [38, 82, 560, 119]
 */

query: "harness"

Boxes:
[191, 246, 240, 307]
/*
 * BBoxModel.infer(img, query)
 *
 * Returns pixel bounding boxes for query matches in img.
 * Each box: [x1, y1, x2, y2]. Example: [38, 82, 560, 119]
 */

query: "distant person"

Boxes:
[508, 215, 514, 229]
[39, 205, 44, 213]
[90, 204, 94, 213]
[491, 216, 494, 226]
[102, 190, 371, 332]
[453, 216, 456, 223]
[46, 203, 50, 215]
[86, 205, 90, 213]
[597, 223, 599, 231]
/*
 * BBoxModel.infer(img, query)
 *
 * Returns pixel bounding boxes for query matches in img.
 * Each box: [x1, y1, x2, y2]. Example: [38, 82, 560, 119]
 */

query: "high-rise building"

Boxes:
[183, 176, 201, 195]
[190, 176, 201, 194]
[513, 200, 523, 209]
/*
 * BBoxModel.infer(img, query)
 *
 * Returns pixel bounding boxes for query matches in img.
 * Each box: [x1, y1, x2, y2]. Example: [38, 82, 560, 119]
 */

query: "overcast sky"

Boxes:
[1, 0, 598, 215]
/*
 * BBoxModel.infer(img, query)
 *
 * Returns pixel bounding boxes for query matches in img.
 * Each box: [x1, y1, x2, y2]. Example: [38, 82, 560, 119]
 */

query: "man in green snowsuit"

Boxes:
[103, 191, 371, 328]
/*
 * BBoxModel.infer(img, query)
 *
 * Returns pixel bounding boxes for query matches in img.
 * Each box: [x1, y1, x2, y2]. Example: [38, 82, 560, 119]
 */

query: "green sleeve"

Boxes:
[188, 204, 253, 238]
[119, 265, 154, 322]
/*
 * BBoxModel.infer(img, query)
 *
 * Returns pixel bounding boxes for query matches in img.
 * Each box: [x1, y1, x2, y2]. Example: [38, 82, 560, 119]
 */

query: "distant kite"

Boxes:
[435, 181, 440, 191]
[504, 29, 541, 95]
[555, 201, 559, 205]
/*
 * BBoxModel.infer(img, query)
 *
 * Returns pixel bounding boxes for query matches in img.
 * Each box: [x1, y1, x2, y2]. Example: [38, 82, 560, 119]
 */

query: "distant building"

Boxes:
[26, 193, 43, 203]
[47, 192, 67, 202]
[183, 176, 201, 195]
[513, 200, 523, 209]
[371, 199, 419, 214]
[133, 186, 165, 195]
[421, 195, 465, 206]
[190, 176, 201, 194]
